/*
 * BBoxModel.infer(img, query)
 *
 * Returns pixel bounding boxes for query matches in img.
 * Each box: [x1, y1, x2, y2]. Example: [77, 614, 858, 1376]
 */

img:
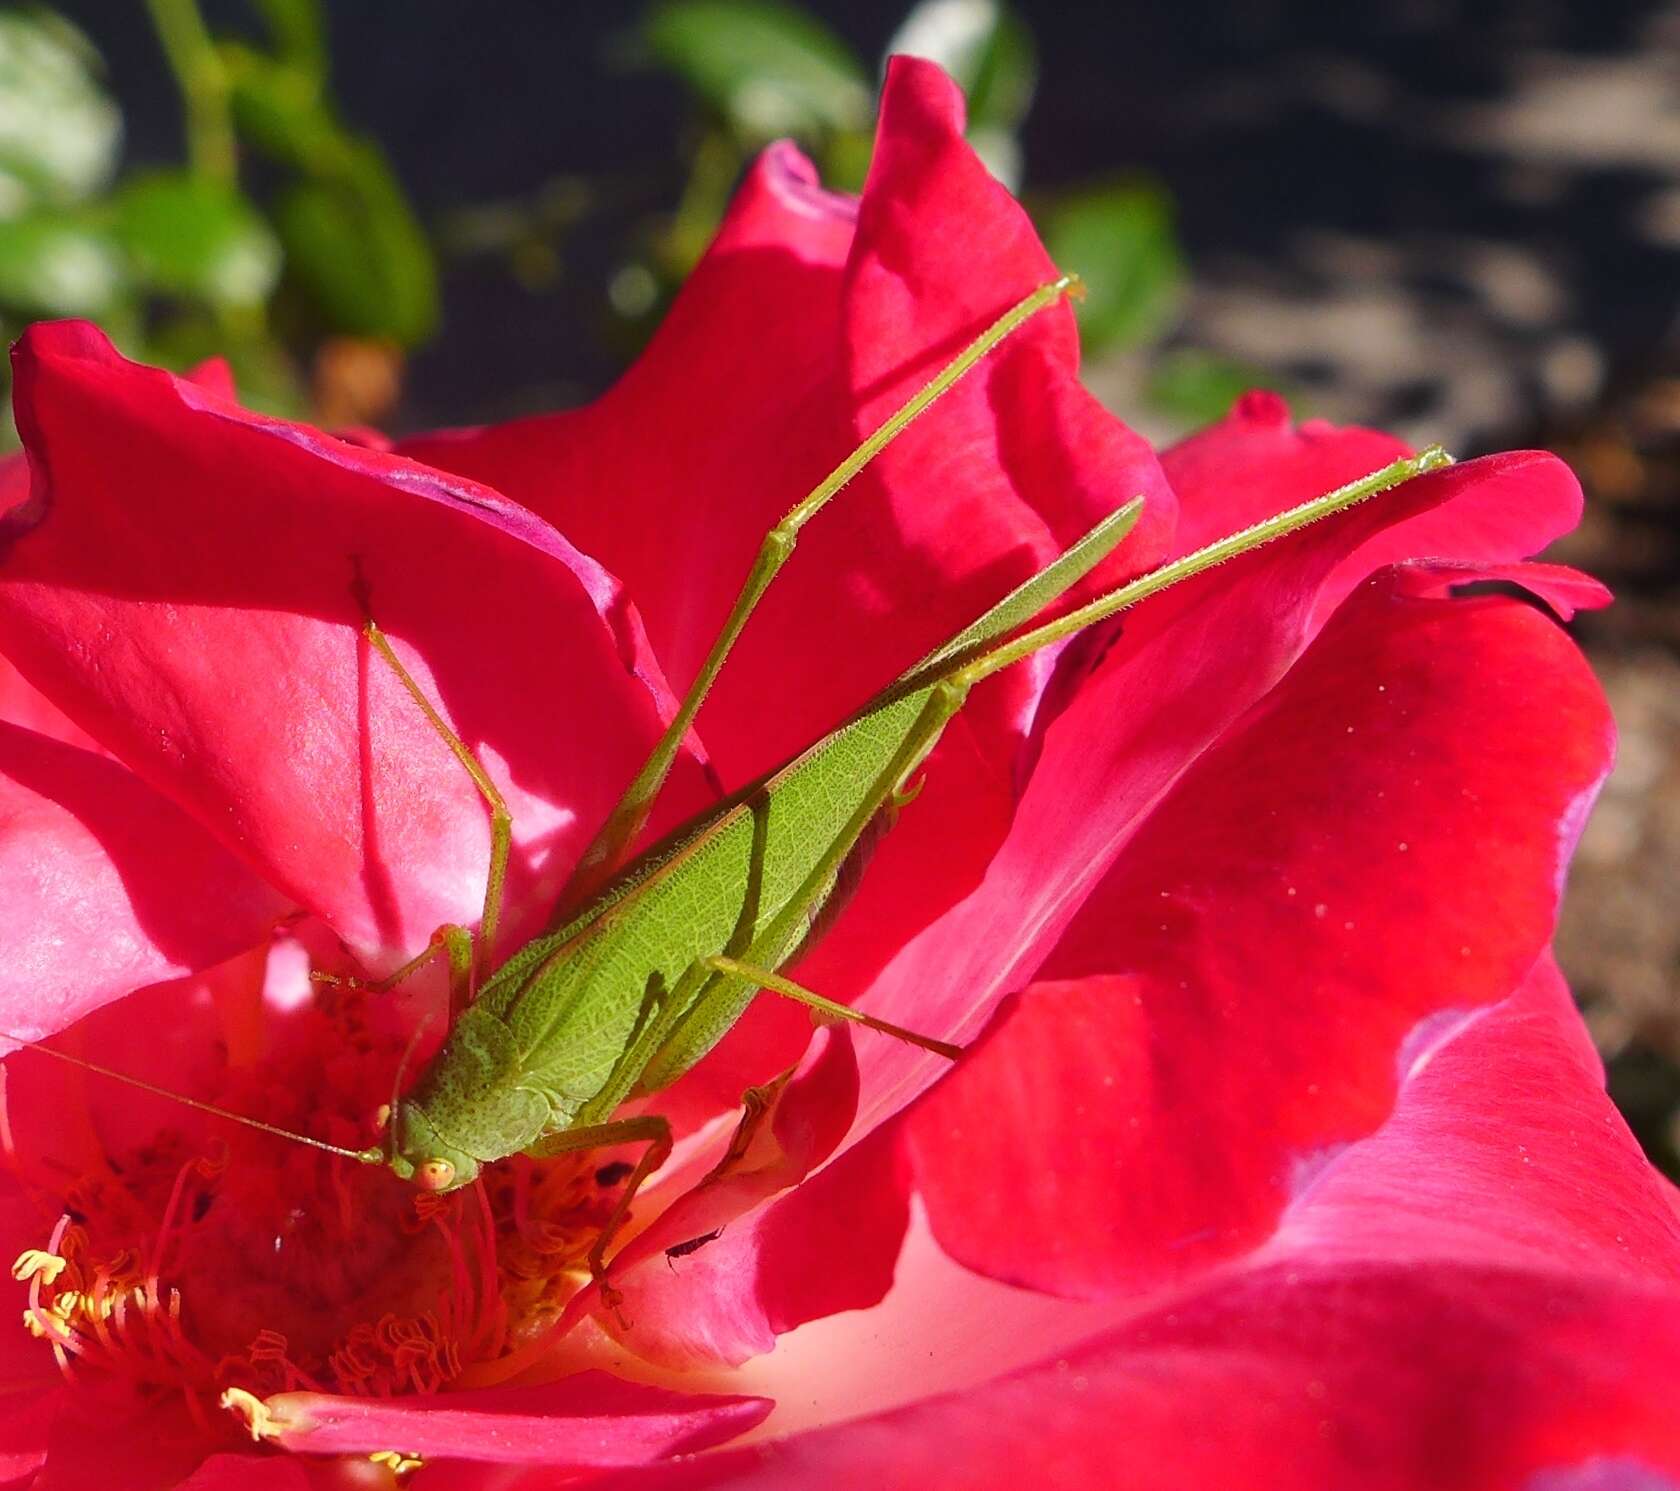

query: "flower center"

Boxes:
[10, 999, 629, 1421]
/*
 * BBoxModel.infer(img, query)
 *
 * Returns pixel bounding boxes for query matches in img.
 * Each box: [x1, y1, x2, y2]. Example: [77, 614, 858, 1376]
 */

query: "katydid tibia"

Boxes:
[3, 275, 1451, 1316]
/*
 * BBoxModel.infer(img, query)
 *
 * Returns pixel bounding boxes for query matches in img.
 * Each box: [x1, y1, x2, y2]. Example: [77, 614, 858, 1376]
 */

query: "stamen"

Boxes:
[11, 1249, 66, 1287]
[220, 1386, 284, 1442]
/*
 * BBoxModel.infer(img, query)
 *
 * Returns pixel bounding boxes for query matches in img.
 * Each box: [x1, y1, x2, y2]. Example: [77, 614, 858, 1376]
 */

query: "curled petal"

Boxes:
[908, 571, 1615, 1296]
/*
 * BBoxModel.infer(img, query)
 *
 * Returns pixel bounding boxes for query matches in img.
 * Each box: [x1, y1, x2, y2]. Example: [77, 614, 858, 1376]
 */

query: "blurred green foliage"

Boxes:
[620, 0, 1255, 419]
[0, 0, 435, 437]
[0, 0, 1253, 438]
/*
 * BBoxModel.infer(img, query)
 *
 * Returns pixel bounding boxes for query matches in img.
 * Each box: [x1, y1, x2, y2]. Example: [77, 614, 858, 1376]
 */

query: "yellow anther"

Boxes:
[370, 1450, 425, 1477]
[11, 1250, 66, 1286]
[220, 1386, 285, 1442]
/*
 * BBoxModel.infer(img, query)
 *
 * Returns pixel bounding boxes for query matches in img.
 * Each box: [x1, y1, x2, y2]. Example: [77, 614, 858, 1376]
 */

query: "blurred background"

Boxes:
[4, 1, 1677, 1172]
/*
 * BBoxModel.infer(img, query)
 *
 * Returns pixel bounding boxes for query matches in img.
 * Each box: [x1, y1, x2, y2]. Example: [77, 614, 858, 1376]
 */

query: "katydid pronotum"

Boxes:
[3, 275, 1450, 1318]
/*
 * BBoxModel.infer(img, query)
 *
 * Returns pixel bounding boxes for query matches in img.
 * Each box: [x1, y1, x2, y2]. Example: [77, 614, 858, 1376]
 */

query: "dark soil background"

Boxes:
[56, 1, 1680, 1171]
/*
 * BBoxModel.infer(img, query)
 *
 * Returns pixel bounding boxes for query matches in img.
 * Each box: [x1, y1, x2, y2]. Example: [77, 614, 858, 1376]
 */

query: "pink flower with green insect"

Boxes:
[0, 57, 1672, 1491]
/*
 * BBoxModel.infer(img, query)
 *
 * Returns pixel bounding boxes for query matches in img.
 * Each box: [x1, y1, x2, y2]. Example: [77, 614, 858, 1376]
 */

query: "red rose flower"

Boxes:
[0, 57, 1669, 1490]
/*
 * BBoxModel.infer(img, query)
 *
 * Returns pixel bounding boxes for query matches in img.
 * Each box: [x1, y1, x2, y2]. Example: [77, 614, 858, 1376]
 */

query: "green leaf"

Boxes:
[1147, 349, 1279, 426]
[0, 210, 125, 315]
[224, 51, 437, 344]
[643, 0, 872, 141]
[223, 45, 332, 169]
[887, 0, 1036, 133]
[274, 155, 437, 344]
[251, 0, 326, 83]
[112, 171, 281, 308]
[0, 9, 121, 217]
[1043, 180, 1184, 354]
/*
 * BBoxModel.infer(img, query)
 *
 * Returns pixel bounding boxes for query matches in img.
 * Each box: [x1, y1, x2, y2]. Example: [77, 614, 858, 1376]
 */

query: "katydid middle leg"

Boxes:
[526, 1114, 674, 1321]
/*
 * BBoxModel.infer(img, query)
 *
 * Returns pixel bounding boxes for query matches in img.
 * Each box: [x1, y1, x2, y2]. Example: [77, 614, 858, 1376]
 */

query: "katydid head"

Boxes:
[374, 1011, 478, 1191]
[388, 1098, 481, 1192]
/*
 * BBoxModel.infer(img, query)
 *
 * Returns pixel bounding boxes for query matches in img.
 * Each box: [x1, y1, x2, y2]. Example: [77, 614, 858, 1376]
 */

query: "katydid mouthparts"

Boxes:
[1, 275, 1452, 1312]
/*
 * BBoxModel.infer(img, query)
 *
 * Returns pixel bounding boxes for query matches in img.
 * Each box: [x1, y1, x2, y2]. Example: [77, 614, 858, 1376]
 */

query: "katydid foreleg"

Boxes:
[364, 616, 512, 984]
[343, 923, 475, 1002]
[312, 610, 515, 1016]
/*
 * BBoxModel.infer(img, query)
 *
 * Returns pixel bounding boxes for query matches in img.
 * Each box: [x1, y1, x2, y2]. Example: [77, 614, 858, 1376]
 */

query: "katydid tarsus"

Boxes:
[3, 274, 1452, 1317]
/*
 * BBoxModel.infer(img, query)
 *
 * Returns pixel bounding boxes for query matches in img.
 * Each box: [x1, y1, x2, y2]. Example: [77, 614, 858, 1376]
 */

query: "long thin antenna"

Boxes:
[381, 1012, 434, 1156]
[0, 1031, 383, 1165]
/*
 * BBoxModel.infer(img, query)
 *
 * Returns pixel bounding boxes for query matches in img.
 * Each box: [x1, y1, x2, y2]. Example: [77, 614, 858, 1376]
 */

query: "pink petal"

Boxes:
[605, 1124, 910, 1371]
[907, 569, 1614, 1296]
[31, 1395, 226, 1491]
[0, 651, 102, 753]
[0, 942, 289, 1183]
[1268, 955, 1680, 1282]
[0, 1379, 56, 1485]
[0, 322, 709, 973]
[256, 1373, 769, 1467]
[1160, 390, 1409, 553]
[598, 1263, 1680, 1491]
[0, 719, 287, 1045]
[1162, 393, 1587, 597]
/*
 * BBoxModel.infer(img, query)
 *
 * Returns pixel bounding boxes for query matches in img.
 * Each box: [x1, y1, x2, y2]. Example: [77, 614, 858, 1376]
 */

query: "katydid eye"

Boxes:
[415, 1158, 455, 1191]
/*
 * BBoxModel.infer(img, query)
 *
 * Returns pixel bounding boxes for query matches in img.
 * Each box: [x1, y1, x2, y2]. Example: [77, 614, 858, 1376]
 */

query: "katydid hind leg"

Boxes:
[526, 1114, 674, 1321]
[558, 276, 1084, 911]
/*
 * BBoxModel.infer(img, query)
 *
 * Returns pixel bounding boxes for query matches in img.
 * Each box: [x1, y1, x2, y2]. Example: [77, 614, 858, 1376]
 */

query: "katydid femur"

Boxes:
[4, 276, 1451, 1314]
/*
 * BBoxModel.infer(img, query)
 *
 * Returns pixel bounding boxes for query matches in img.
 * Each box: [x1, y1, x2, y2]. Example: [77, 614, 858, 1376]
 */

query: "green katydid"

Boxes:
[3, 275, 1451, 1317]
